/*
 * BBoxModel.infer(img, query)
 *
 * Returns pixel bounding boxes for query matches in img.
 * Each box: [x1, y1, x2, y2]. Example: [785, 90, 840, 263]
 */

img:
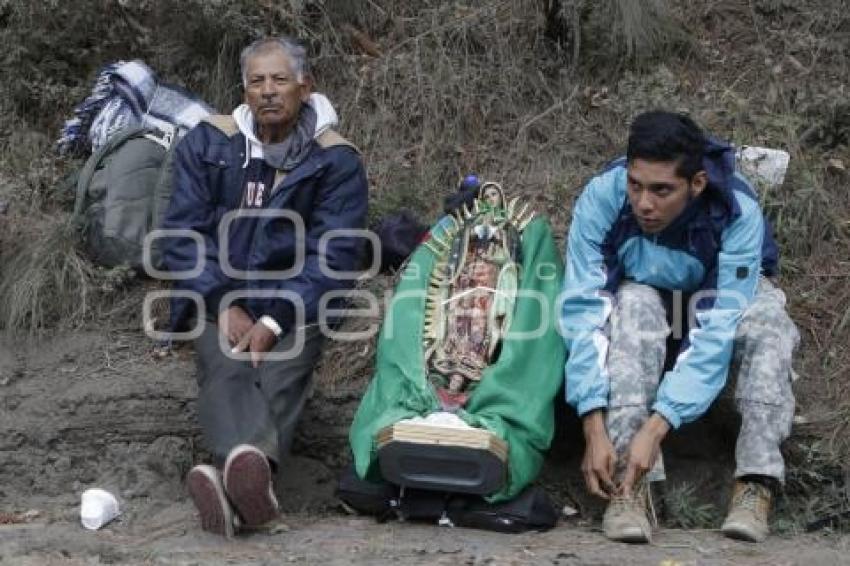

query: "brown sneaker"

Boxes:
[223, 445, 280, 527]
[187, 465, 237, 538]
[603, 480, 655, 543]
[721, 480, 771, 542]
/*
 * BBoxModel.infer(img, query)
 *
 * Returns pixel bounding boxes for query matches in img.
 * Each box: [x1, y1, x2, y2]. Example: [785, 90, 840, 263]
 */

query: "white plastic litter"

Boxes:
[561, 504, 579, 517]
[438, 511, 455, 527]
[736, 146, 791, 192]
[80, 488, 120, 530]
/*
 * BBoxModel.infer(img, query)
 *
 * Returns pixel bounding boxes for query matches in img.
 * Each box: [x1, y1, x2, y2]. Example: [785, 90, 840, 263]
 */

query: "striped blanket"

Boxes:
[56, 60, 213, 156]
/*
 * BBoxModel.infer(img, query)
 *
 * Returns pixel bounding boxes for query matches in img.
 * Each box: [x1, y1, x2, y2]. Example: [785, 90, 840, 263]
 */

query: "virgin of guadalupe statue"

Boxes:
[349, 179, 566, 503]
[422, 183, 530, 409]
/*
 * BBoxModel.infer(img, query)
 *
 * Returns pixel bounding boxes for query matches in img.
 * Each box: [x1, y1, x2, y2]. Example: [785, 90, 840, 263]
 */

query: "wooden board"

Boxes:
[377, 421, 508, 462]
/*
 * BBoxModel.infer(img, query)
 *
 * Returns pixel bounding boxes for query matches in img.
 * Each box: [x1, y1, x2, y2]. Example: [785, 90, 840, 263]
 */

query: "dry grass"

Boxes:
[543, 0, 690, 71]
[0, 214, 96, 333]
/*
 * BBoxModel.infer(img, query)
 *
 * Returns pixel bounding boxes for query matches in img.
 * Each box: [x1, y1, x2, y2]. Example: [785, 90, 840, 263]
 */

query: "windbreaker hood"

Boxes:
[702, 137, 737, 201]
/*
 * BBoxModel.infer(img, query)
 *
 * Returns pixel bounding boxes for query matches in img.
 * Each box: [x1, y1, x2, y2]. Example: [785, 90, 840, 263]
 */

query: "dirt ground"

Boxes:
[0, 329, 847, 566]
[2, 514, 848, 565]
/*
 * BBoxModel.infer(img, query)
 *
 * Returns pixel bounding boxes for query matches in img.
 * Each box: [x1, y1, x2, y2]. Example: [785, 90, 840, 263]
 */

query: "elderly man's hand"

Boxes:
[218, 306, 254, 346]
[232, 322, 278, 368]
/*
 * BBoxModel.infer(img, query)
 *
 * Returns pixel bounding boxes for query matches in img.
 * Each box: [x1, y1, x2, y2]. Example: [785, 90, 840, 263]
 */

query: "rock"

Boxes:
[561, 504, 578, 517]
[268, 519, 291, 534]
[21, 509, 40, 521]
[827, 158, 845, 173]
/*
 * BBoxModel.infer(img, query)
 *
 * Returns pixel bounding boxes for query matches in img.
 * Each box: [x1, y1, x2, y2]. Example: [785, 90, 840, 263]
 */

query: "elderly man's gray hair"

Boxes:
[240, 36, 310, 86]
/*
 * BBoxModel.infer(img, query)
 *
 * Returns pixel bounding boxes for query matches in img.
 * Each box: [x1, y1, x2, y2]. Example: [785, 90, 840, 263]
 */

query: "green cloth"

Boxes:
[349, 216, 566, 502]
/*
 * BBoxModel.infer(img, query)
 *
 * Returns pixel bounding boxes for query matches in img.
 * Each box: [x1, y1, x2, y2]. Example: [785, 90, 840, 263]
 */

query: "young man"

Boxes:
[561, 111, 798, 543]
[162, 37, 367, 537]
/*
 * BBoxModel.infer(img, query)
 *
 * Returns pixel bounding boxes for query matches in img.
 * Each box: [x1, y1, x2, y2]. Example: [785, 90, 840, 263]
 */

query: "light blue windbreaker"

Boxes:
[561, 141, 779, 428]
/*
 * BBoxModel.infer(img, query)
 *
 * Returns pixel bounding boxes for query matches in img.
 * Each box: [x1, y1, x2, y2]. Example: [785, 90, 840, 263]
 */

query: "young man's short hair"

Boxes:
[626, 111, 706, 180]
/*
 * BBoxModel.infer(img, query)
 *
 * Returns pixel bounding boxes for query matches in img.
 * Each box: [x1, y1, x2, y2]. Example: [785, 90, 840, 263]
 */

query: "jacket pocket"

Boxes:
[201, 148, 243, 209]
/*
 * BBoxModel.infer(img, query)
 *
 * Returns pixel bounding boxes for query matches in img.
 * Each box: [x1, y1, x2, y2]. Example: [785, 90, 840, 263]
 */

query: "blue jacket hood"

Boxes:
[702, 137, 736, 196]
[700, 137, 778, 276]
[657, 137, 758, 241]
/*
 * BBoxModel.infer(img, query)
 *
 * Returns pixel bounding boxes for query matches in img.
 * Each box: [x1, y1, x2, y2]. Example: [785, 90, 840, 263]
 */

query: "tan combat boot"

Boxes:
[603, 479, 655, 543]
[721, 480, 771, 542]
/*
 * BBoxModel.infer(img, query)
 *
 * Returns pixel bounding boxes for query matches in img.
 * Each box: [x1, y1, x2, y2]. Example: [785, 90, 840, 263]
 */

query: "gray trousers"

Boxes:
[605, 278, 799, 482]
[194, 322, 324, 467]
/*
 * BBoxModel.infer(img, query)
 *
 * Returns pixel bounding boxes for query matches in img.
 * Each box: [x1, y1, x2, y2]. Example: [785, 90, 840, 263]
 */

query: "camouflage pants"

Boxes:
[605, 278, 799, 482]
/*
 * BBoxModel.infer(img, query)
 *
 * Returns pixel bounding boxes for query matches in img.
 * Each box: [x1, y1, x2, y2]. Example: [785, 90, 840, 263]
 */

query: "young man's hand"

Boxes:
[232, 322, 277, 368]
[581, 410, 617, 499]
[218, 306, 254, 346]
[620, 413, 670, 496]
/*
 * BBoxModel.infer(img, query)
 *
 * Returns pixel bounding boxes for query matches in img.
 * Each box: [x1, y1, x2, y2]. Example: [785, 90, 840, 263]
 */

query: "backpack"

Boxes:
[72, 125, 178, 271]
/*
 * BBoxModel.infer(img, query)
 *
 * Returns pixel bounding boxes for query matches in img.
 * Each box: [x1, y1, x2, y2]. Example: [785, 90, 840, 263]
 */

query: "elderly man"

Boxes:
[561, 111, 798, 543]
[162, 36, 367, 537]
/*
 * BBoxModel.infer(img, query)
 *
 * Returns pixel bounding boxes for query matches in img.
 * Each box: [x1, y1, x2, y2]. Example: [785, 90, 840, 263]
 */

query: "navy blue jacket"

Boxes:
[162, 118, 368, 333]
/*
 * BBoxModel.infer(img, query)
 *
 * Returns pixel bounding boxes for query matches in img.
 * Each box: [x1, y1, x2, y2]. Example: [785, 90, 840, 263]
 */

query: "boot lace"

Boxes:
[610, 481, 658, 527]
[734, 482, 769, 518]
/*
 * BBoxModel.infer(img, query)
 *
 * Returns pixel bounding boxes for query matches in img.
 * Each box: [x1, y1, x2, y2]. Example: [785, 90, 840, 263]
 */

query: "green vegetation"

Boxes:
[661, 483, 721, 530]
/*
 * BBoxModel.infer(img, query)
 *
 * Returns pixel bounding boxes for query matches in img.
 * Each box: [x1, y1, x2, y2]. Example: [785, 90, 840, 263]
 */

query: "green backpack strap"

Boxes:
[148, 131, 181, 270]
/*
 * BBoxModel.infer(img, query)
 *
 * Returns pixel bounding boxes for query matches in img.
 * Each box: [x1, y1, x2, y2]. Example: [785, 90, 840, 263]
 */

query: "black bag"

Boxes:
[336, 465, 558, 533]
[370, 209, 428, 273]
[337, 465, 398, 517]
[447, 486, 559, 533]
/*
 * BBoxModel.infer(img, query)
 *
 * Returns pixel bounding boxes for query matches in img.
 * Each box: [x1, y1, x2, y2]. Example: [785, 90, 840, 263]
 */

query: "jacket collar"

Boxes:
[232, 93, 340, 169]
